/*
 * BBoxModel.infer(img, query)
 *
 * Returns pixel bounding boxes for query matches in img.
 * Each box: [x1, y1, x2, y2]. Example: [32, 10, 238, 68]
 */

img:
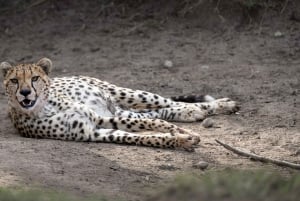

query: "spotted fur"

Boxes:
[0, 58, 239, 151]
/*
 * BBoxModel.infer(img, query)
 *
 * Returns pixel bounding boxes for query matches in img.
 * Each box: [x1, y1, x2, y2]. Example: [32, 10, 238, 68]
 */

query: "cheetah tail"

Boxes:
[170, 95, 215, 103]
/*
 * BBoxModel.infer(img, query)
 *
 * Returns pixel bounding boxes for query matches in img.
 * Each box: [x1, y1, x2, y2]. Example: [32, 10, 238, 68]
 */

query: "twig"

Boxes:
[258, 0, 269, 34]
[214, 0, 225, 23]
[215, 139, 300, 170]
[27, 0, 49, 9]
[280, 0, 289, 14]
[214, 0, 221, 12]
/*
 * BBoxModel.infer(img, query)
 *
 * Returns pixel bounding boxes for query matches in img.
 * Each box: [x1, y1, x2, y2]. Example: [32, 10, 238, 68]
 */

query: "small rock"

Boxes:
[200, 65, 210, 69]
[4, 28, 9, 34]
[202, 118, 214, 128]
[157, 164, 178, 171]
[163, 60, 173, 68]
[109, 165, 120, 171]
[274, 31, 284, 38]
[90, 47, 100, 52]
[193, 161, 209, 170]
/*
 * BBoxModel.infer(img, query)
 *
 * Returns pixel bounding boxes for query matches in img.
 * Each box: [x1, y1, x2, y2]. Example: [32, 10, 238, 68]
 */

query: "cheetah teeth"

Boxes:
[20, 99, 36, 108]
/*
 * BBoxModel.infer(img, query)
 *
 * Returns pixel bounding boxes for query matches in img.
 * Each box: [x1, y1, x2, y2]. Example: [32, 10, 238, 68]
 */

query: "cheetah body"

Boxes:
[1, 58, 239, 151]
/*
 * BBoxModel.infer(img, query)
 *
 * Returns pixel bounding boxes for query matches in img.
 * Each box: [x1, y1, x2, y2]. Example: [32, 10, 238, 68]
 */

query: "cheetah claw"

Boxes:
[176, 134, 200, 152]
[177, 127, 201, 138]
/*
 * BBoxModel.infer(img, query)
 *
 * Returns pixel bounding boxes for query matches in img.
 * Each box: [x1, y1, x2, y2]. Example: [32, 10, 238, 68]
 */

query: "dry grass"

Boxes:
[147, 169, 300, 201]
[1, 169, 299, 201]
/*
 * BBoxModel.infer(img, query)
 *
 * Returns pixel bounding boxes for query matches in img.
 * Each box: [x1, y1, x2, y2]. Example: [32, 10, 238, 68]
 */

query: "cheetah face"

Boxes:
[1, 58, 52, 113]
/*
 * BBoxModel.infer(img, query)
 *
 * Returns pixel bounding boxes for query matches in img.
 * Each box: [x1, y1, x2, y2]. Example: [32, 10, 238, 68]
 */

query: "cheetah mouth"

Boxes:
[20, 99, 36, 108]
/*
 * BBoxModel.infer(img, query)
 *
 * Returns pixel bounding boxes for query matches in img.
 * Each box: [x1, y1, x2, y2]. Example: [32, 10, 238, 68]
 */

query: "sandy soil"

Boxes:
[0, 1, 299, 200]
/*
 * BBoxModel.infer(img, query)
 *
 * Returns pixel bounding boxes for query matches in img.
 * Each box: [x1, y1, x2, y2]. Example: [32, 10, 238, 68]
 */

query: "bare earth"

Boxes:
[0, 1, 299, 200]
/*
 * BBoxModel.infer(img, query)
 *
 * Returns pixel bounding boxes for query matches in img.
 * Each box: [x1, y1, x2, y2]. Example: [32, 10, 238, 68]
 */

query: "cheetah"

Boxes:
[0, 58, 238, 151]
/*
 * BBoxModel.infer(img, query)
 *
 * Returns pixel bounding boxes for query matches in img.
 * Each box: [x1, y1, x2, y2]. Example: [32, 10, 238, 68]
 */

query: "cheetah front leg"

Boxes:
[26, 113, 199, 151]
[94, 116, 201, 150]
[92, 129, 198, 151]
[96, 116, 200, 140]
[72, 108, 201, 147]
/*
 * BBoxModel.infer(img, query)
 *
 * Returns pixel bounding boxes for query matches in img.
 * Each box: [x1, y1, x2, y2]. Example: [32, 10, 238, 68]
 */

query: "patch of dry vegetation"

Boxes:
[147, 169, 300, 201]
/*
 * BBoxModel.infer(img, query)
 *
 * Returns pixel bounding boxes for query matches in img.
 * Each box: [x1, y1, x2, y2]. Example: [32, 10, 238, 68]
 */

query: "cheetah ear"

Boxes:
[37, 58, 52, 75]
[0, 61, 12, 78]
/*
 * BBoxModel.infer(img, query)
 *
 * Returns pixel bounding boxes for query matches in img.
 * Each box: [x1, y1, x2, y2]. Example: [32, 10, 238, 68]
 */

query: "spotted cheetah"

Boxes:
[0, 58, 238, 151]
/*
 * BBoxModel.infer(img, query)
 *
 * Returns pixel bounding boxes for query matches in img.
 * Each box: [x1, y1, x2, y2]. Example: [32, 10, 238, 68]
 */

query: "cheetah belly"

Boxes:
[51, 77, 114, 117]
[84, 97, 114, 117]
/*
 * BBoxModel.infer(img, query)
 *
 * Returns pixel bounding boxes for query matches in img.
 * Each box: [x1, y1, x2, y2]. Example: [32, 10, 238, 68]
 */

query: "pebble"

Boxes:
[163, 60, 173, 68]
[200, 65, 210, 69]
[274, 31, 284, 37]
[202, 118, 214, 128]
[193, 161, 209, 170]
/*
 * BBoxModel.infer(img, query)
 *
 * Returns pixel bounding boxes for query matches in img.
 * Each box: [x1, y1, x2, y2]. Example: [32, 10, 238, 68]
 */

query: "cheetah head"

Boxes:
[1, 58, 52, 113]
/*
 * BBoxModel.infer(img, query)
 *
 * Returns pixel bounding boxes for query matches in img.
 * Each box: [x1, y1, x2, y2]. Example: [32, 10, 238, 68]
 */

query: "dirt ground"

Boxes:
[0, 1, 299, 200]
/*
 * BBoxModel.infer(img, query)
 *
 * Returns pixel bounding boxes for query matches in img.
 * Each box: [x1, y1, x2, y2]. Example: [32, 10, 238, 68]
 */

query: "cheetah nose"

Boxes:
[20, 89, 31, 96]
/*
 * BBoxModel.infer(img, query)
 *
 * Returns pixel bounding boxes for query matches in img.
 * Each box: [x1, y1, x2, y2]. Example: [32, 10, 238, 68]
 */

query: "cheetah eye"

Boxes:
[31, 76, 40, 82]
[10, 78, 18, 84]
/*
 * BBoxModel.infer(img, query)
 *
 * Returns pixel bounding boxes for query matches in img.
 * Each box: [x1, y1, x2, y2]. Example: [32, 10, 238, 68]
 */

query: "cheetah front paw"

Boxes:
[213, 98, 240, 114]
[176, 127, 201, 138]
[175, 134, 200, 152]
